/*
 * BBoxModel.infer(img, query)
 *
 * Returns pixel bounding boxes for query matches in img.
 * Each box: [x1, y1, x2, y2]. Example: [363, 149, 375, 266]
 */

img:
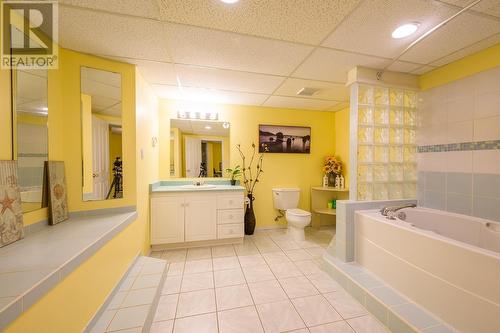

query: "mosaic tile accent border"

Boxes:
[418, 140, 500, 153]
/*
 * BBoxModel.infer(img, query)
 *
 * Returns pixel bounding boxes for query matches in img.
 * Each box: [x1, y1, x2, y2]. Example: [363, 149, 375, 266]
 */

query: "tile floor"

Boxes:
[89, 256, 168, 333]
[149, 228, 391, 333]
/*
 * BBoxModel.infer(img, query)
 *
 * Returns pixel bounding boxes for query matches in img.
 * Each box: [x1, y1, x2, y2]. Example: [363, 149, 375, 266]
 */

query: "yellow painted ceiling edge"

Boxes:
[420, 43, 500, 91]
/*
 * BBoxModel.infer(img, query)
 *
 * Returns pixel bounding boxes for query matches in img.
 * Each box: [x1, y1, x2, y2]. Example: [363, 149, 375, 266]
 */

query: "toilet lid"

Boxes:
[287, 209, 311, 217]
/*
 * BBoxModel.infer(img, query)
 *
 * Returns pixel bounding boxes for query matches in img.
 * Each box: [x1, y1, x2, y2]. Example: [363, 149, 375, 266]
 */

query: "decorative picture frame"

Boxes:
[0, 160, 24, 247]
[259, 125, 311, 154]
[45, 161, 69, 225]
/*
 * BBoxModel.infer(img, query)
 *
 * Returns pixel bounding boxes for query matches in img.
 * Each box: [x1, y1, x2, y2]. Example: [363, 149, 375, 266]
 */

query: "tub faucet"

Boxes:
[380, 204, 416, 219]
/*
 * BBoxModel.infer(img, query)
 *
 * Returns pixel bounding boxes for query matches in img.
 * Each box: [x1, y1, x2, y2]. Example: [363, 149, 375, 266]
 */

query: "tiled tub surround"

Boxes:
[334, 199, 417, 262]
[354, 209, 500, 333]
[418, 66, 500, 221]
[147, 228, 393, 333]
[0, 210, 137, 331]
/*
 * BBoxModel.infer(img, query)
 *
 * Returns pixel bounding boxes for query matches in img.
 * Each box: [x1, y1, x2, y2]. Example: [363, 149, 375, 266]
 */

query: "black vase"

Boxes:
[230, 179, 236, 186]
[244, 193, 256, 235]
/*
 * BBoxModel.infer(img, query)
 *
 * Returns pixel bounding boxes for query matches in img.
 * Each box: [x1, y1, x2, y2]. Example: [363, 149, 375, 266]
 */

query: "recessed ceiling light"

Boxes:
[220, 0, 239, 3]
[205, 125, 212, 130]
[392, 23, 419, 39]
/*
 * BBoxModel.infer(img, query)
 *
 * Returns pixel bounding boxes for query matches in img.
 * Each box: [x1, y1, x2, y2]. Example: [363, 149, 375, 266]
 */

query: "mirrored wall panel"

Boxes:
[14, 69, 48, 213]
[81, 67, 123, 201]
[170, 119, 230, 178]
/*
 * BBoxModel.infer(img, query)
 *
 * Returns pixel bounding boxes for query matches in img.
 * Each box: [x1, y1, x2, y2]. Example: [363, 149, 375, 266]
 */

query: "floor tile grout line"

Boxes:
[235, 242, 266, 333]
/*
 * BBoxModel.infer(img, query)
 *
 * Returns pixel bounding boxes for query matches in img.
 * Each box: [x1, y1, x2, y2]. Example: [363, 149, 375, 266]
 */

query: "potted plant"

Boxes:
[236, 143, 266, 235]
[323, 156, 342, 187]
[226, 165, 241, 186]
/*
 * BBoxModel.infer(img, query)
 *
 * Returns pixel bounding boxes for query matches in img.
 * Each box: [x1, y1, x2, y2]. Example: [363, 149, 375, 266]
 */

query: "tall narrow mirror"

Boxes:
[80, 67, 123, 201]
[14, 69, 48, 213]
[170, 119, 230, 178]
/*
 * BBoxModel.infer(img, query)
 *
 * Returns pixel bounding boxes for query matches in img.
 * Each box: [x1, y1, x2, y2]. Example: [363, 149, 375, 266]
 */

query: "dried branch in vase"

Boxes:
[236, 143, 266, 196]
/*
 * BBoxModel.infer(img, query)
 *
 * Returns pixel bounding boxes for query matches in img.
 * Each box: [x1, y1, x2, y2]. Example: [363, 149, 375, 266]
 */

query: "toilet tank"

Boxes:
[272, 188, 300, 210]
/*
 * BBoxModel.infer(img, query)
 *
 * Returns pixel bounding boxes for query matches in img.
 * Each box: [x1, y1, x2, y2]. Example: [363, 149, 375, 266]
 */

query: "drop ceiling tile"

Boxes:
[263, 96, 336, 111]
[274, 78, 348, 101]
[321, 0, 455, 59]
[157, 0, 361, 44]
[401, 12, 500, 64]
[410, 65, 438, 75]
[437, 0, 500, 18]
[326, 102, 349, 112]
[164, 24, 313, 76]
[387, 61, 425, 73]
[59, 0, 162, 19]
[429, 32, 500, 67]
[292, 48, 388, 83]
[59, 6, 172, 62]
[174, 65, 285, 95]
[152, 85, 268, 106]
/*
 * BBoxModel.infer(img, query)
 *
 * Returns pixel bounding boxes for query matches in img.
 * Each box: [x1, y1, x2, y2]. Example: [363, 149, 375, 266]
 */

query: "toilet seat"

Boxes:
[287, 208, 311, 217]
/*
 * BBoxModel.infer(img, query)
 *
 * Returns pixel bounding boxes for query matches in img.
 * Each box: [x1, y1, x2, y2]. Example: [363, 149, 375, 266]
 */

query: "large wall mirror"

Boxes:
[80, 67, 123, 201]
[170, 119, 230, 178]
[13, 69, 48, 213]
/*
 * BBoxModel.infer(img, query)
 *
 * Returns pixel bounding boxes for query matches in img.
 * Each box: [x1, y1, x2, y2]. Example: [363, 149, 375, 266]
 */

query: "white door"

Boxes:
[184, 136, 201, 177]
[151, 196, 185, 244]
[185, 195, 217, 242]
[92, 116, 110, 200]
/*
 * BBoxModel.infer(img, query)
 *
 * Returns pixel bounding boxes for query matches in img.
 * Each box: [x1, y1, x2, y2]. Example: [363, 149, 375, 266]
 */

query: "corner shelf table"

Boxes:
[310, 187, 349, 228]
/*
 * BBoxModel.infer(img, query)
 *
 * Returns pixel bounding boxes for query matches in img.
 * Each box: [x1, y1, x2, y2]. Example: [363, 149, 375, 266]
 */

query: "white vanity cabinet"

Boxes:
[151, 190, 244, 246]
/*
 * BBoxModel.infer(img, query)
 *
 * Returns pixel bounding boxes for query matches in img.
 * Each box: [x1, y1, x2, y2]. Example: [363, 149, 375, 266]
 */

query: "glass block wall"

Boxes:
[355, 84, 418, 201]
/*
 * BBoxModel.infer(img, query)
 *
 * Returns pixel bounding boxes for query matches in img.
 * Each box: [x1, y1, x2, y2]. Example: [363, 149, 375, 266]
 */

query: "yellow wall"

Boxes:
[213, 142, 223, 173]
[159, 100, 336, 228]
[0, 68, 12, 160]
[0, 49, 154, 332]
[135, 70, 159, 254]
[333, 108, 350, 186]
[57, 48, 137, 214]
[420, 43, 500, 90]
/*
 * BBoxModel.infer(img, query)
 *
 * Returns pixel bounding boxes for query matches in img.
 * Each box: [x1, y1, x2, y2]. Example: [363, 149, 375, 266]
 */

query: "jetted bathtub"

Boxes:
[355, 207, 500, 333]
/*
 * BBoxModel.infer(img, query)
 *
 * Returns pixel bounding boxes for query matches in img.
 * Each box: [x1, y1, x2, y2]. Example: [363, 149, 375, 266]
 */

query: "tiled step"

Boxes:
[322, 254, 458, 333]
[85, 256, 169, 333]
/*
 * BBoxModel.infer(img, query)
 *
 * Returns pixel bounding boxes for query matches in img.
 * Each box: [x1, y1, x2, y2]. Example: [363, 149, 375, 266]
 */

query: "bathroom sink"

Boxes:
[179, 184, 217, 189]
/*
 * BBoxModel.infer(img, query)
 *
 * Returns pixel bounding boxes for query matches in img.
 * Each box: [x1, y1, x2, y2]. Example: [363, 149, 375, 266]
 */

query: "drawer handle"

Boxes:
[229, 215, 233, 219]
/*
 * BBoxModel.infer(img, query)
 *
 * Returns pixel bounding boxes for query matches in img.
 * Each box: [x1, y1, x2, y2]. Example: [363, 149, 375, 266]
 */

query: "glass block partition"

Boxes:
[354, 84, 418, 201]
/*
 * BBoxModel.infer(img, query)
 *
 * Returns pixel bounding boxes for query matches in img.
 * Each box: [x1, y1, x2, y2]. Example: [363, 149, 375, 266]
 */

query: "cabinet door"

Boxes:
[185, 195, 217, 242]
[151, 196, 185, 244]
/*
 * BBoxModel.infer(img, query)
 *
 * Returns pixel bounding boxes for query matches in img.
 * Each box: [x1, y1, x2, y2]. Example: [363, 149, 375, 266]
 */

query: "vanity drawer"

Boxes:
[218, 223, 244, 239]
[218, 209, 244, 225]
[217, 194, 244, 210]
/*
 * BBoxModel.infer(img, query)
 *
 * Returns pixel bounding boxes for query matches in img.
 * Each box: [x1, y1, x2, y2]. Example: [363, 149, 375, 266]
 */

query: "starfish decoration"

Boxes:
[0, 190, 15, 215]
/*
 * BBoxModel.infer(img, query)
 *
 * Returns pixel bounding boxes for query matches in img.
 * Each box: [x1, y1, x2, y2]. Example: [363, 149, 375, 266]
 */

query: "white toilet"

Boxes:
[272, 188, 311, 241]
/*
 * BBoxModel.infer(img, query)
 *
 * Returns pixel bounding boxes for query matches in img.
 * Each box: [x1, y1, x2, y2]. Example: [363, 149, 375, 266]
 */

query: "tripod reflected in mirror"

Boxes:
[107, 157, 123, 199]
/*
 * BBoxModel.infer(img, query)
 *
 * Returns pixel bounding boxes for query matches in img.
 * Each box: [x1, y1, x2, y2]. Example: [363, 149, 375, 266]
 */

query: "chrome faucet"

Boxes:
[380, 204, 416, 220]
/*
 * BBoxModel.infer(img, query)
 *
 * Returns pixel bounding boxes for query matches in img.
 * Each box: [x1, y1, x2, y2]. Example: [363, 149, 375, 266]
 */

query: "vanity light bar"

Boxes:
[178, 110, 218, 120]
